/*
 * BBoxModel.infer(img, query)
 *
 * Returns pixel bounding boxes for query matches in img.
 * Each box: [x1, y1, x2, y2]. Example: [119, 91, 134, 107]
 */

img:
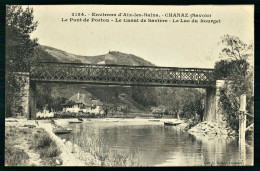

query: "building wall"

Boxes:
[36, 109, 54, 118]
[63, 105, 103, 115]
[64, 104, 80, 113]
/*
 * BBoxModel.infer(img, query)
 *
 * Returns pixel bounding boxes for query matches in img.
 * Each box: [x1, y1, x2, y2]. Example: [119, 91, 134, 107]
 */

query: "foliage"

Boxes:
[6, 5, 38, 117]
[215, 35, 254, 131]
[215, 59, 249, 79]
[5, 126, 30, 166]
[131, 86, 157, 107]
[40, 145, 60, 158]
[155, 88, 205, 120]
[218, 35, 253, 61]
[50, 97, 67, 111]
[5, 144, 29, 166]
[33, 133, 53, 149]
[31, 129, 61, 158]
[36, 85, 67, 111]
[178, 89, 205, 120]
[6, 5, 38, 72]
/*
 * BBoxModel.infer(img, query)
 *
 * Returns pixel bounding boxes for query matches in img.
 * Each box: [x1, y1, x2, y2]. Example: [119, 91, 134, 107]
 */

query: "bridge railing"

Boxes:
[30, 62, 216, 86]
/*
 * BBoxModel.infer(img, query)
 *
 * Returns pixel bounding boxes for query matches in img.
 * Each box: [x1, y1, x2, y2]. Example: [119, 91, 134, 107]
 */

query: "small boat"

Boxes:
[164, 121, 182, 126]
[68, 120, 83, 124]
[53, 128, 72, 134]
[148, 119, 160, 122]
[78, 118, 83, 121]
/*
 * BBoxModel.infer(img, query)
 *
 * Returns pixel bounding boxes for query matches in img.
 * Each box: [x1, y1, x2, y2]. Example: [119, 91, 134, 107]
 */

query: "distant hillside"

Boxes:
[83, 51, 154, 66]
[34, 45, 154, 66]
[34, 45, 90, 63]
[34, 45, 156, 113]
[34, 45, 204, 117]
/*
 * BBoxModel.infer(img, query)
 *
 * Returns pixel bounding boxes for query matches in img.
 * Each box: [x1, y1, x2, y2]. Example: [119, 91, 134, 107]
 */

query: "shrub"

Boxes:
[5, 144, 29, 166]
[39, 145, 61, 158]
[34, 133, 52, 148]
[31, 129, 61, 159]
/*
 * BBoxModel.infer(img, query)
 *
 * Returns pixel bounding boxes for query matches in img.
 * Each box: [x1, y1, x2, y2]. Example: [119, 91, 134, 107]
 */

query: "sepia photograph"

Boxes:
[5, 5, 254, 166]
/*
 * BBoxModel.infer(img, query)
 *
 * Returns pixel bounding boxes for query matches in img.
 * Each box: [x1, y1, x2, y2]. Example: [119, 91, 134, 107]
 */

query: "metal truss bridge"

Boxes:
[30, 62, 216, 88]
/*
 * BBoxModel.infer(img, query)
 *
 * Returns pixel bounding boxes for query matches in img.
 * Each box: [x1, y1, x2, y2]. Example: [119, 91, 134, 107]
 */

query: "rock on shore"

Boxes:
[188, 121, 236, 138]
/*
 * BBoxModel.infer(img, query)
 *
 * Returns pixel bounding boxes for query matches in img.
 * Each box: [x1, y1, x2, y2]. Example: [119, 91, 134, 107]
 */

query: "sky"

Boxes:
[28, 5, 254, 68]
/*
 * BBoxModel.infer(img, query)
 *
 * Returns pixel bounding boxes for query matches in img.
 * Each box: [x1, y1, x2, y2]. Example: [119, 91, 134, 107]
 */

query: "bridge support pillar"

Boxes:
[29, 81, 37, 120]
[8, 72, 30, 118]
[204, 87, 216, 121]
[215, 80, 226, 126]
[204, 80, 225, 123]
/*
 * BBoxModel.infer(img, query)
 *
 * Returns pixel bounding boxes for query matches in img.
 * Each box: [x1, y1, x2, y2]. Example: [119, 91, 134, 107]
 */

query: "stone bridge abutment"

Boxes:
[204, 80, 226, 123]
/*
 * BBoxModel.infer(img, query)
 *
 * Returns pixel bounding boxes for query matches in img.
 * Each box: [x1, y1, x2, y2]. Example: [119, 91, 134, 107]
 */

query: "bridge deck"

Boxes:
[30, 62, 216, 88]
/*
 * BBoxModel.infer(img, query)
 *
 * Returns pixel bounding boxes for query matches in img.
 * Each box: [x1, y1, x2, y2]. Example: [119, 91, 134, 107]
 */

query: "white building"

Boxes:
[63, 92, 103, 115]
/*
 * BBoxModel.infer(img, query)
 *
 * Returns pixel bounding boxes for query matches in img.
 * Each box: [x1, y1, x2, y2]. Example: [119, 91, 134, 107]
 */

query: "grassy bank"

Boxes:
[5, 144, 29, 166]
[5, 124, 61, 166]
[72, 129, 142, 166]
[29, 128, 61, 165]
[5, 125, 30, 166]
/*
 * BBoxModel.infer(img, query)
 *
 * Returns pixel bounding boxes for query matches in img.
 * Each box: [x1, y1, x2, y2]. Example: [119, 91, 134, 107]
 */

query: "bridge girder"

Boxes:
[30, 62, 216, 87]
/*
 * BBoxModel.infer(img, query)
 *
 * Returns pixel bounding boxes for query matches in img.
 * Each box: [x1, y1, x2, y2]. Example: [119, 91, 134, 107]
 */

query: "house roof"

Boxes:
[64, 93, 102, 107]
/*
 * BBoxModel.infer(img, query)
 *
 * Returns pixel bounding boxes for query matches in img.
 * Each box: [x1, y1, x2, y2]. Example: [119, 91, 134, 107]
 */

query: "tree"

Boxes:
[131, 86, 157, 107]
[215, 35, 253, 131]
[6, 5, 38, 117]
[154, 87, 205, 120]
[179, 89, 205, 121]
[219, 35, 253, 61]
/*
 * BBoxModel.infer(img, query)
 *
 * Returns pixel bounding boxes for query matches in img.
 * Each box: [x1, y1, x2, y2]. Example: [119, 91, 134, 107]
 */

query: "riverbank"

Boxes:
[6, 117, 240, 166]
[188, 121, 237, 138]
[6, 118, 252, 167]
[5, 118, 100, 166]
[5, 119, 62, 166]
[7, 117, 176, 166]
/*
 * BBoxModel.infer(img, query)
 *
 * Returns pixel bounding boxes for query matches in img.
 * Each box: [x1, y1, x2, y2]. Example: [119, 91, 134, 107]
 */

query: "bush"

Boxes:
[31, 129, 61, 159]
[5, 144, 29, 166]
[34, 133, 52, 148]
[39, 145, 60, 158]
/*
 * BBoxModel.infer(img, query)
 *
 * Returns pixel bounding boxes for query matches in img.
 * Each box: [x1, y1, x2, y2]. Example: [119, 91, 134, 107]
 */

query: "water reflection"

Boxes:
[58, 120, 253, 166]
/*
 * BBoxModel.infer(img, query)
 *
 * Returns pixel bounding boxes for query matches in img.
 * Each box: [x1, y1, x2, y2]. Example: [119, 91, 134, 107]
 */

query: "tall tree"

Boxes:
[6, 5, 38, 117]
[215, 35, 253, 131]
[219, 35, 253, 61]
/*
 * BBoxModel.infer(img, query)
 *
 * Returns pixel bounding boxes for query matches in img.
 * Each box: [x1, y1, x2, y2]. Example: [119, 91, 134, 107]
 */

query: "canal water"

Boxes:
[58, 119, 253, 166]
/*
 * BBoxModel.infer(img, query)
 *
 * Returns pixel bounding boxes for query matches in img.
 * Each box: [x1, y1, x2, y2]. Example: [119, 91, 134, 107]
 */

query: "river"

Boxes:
[57, 119, 253, 166]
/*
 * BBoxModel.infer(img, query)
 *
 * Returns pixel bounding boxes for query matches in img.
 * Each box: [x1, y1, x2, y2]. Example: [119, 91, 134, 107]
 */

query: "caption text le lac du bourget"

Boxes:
[61, 12, 221, 24]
